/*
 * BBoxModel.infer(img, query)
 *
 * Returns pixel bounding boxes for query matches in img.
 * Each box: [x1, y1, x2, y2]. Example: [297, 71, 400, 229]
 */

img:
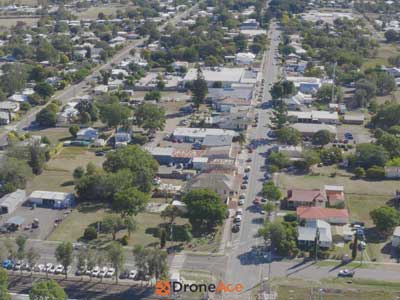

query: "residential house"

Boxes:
[296, 206, 349, 225]
[76, 127, 98, 141]
[185, 171, 241, 202]
[240, 18, 259, 30]
[324, 185, 345, 207]
[0, 111, 10, 125]
[277, 145, 303, 160]
[115, 129, 132, 148]
[0, 101, 19, 112]
[343, 114, 365, 125]
[298, 219, 332, 249]
[286, 189, 326, 209]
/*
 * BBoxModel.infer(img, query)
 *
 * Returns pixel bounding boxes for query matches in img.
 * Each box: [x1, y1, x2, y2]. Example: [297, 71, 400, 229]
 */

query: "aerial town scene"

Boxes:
[0, 0, 400, 299]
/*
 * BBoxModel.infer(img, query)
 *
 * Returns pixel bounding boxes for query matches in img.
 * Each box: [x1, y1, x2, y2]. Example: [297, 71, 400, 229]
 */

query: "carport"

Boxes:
[5, 216, 25, 231]
[0, 189, 26, 214]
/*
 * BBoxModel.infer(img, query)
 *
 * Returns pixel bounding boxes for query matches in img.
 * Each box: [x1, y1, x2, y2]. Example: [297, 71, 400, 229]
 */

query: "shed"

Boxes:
[343, 114, 365, 125]
[0, 189, 26, 214]
[28, 191, 74, 208]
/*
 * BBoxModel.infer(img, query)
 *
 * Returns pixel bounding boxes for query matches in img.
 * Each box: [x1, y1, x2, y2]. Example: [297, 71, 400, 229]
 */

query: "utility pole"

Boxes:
[331, 62, 337, 103]
[314, 228, 320, 261]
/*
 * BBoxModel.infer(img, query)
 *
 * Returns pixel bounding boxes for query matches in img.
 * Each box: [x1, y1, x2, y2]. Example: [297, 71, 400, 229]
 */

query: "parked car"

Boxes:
[76, 267, 87, 276]
[14, 261, 23, 271]
[241, 184, 247, 190]
[91, 266, 100, 277]
[119, 270, 129, 279]
[238, 199, 245, 206]
[234, 215, 242, 223]
[2, 259, 14, 270]
[34, 264, 45, 272]
[106, 268, 115, 278]
[245, 166, 251, 172]
[236, 209, 243, 216]
[253, 198, 261, 205]
[48, 265, 57, 274]
[55, 265, 64, 274]
[338, 269, 355, 277]
[99, 267, 108, 278]
[232, 224, 240, 233]
[239, 193, 246, 199]
[45, 263, 53, 273]
[128, 270, 138, 280]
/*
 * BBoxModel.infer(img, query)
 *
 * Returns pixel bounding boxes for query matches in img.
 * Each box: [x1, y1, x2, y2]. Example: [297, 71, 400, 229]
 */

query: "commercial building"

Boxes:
[0, 189, 26, 215]
[172, 128, 237, 143]
[287, 110, 339, 124]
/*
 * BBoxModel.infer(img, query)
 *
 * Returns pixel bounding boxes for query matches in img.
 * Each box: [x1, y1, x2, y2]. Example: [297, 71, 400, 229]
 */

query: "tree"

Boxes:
[182, 189, 227, 230]
[99, 102, 131, 130]
[28, 142, 47, 175]
[36, 108, 57, 127]
[262, 202, 275, 216]
[29, 280, 67, 300]
[270, 80, 295, 100]
[103, 146, 159, 193]
[276, 127, 301, 145]
[160, 228, 167, 248]
[370, 206, 399, 233]
[385, 29, 399, 42]
[354, 167, 366, 178]
[352, 234, 358, 259]
[0, 268, 10, 300]
[267, 152, 290, 169]
[320, 147, 342, 165]
[315, 84, 343, 103]
[375, 72, 396, 96]
[34, 82, 54, 99]
[26, 248, 40, 275]
[147, 248, 168, 280]
[1, 63, 28, 95]
[73, 166, 85, 180]
[262, 182, 282, 201]
[83, 226, 97, 240]
[132, 245, 149, 278]
[55, 242, 74, 279]
[161, 205, 182, 225]
[124, 217, 137, 239]
[302, 150, 321, 170]
[113, 187, 149, 217]
[134, 103, 166, 134]
[258, 221, 298, 257]
[76, 249, 86, 278]
[102, 214, 124, 240]
[366, 166, 385, 180]
[69, 125, 80, 138]
[190, 66, 208, 108]
[107, 242, 125, 284]
[16, 234, 28, 273]
[372, 103, 400, 130]
[0, 157, 32, 189]
[312, 130, 334, 146]
[376, 133, 400, 158]
[144, 91, 161, 101]
[355, 143, 389, 169]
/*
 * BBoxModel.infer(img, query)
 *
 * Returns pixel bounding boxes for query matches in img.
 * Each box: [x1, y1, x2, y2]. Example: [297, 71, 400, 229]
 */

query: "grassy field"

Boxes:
[273, 277, 400, 300]
[0, 18, 38, 29]
[48, 202, 222, 252]
[30, 127, 71, 145]
[362, 43, 399, 71]
[26, 146, 105, 193]
[75, 6, 132, 20]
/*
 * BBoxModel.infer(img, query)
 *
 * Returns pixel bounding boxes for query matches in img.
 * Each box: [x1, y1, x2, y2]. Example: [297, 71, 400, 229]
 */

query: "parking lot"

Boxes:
[0, 205, 68, 240]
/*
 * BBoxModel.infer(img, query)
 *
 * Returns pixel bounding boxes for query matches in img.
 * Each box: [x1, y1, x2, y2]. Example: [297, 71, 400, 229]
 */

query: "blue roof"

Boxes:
[6, 216, 25, 225]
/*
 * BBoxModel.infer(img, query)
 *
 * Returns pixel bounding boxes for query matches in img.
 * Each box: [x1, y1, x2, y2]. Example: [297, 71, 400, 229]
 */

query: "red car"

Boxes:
[253, 197, 261, 205]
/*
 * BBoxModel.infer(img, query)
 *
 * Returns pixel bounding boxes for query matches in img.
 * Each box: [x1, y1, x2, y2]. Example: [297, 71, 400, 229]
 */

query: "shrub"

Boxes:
[354, 167, 366, 178]
[83, 226, 97, 240]
[120, 235, 129, 246]
[284, 213, 297, 223]
[366, 166, 385, 180]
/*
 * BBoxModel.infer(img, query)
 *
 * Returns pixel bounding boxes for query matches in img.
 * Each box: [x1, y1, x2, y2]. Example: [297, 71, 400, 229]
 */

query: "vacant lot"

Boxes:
[26, 146, 105, 193]
[362, 43, 399, 71]
[30, 127, 71, 145]
[75, 5, 134, 20]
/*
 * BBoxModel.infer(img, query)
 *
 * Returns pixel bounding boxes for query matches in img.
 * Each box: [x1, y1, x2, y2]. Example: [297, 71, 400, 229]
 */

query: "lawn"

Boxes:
[26, 146, 105, 193]
[75, 6, 134, 20]
[48, 202, 222, 252]
[0, 18, 38, 29]
[30, 127, 71, 145]
[273, 277, 400, 300]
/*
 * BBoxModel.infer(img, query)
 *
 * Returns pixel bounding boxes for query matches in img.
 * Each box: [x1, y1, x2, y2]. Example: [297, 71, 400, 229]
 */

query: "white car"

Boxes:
[239, 193, 246, 200]
[45, 263, 53, 273]
[14, 261, 23, 270]
[128, 270, 137, 280]
[106, 268, 115, 278]
[85, 268, 93, 276]
[48, 265, 57, 273]
[238, 199, 244, 206]
[91, 266, 100, 277]
[34, 264, 45, 272]
[55, 265, 64, 274]
[99, 267, 108, 278]
[236, 209, 243, 216]
[245, 166, 251, 172]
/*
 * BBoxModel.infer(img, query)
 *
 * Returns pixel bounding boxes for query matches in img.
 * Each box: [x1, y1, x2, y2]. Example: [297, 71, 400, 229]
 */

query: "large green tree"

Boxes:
[55, 242, 74, 279]
[107, 242, 125, 284]
[113, 187, 149, 217]
[0, 268, 10, 300]
[370, 206, 399, 233]
[182, 189, 227, 230]
[134, 103, 166, 134]
[189, 66, 208, 108]
[354, 143, 389, 169]
[29, 280, 67, 300]
[276, 127, 302, 145]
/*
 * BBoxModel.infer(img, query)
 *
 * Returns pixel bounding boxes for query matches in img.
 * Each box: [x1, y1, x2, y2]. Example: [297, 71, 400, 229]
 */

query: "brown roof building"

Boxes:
[287, 189, 326, 209]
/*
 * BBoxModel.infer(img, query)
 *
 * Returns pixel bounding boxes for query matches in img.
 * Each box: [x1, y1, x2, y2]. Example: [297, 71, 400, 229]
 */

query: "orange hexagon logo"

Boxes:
[155, 280, 171, 297]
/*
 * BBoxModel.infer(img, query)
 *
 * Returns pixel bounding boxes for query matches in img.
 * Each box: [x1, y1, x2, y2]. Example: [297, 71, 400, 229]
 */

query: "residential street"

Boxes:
[0, 4, 198, 148]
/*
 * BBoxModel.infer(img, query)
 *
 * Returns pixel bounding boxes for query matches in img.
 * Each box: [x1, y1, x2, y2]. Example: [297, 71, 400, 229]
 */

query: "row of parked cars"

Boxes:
[2, 260, 71, 275]
[75, 266, 138, 280]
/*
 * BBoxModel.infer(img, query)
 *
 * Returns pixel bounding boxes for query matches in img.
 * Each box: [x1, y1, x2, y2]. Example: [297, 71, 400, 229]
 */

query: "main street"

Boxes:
[0, 3, 198, 147]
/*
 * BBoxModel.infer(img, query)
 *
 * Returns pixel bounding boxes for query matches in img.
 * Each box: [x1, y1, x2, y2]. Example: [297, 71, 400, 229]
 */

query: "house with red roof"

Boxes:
[296, 207, 349, 225]
[286, 189, 326, 209]
[324, 185, 345, 207]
